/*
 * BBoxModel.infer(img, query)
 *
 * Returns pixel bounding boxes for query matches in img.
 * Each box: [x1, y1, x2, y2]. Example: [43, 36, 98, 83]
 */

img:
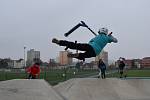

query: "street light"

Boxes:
[24, 46, 26, 68]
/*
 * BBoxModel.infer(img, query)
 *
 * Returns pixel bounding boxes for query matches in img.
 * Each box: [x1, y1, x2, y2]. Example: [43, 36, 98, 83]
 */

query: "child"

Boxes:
[28, 62, 40, 79]
[52, 27, 118, 61]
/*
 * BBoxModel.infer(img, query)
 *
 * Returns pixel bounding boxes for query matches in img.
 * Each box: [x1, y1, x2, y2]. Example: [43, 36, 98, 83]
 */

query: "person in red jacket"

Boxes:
[28, 62, 40, 79]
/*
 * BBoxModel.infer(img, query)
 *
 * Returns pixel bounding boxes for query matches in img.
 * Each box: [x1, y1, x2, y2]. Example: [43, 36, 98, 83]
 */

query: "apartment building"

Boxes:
[95, 50, 108, 66]
[59, 51, 73, 65]
[26, 49, 40, 66]
[141, 57, 150, 68]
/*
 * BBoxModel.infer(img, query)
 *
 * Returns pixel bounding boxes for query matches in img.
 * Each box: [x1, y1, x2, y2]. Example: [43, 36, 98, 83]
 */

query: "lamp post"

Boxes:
[24, 46, 26, 68]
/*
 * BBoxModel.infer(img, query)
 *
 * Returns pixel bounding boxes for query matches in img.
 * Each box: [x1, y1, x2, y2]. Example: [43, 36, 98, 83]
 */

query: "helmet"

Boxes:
[98, 27, 108, 34]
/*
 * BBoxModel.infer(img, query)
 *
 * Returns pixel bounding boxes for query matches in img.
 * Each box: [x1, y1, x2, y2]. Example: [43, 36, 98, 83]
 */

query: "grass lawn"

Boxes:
[1, 69, 150, 85]
[107, 69, 150, 78]
[0, 69, 98, 85]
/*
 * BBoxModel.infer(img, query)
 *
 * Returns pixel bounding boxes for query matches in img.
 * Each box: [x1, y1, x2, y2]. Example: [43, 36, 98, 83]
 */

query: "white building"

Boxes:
[13, 59, 24, 68]
[26, 49, 40, 66]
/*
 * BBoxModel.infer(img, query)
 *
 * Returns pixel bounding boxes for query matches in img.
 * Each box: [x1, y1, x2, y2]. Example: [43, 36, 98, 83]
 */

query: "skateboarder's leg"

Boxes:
[52, 38, 93, 51]
[68, 49, 96, 60]
[68, 44, 96, 58]
[75, 43, 93, 51]
[52, 38, 74, 47]
[52, 38, 80, 50]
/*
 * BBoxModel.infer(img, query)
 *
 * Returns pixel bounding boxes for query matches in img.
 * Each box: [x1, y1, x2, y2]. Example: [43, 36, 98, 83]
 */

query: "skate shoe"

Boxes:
[52, 38, 60, 44]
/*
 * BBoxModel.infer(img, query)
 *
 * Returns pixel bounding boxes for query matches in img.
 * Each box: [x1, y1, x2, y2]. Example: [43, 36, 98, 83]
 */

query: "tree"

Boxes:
[0, 59, 8, 68]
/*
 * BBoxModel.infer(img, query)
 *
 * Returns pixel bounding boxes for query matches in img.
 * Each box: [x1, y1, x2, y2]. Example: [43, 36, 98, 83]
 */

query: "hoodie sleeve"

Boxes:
[109, 35, 118, 43]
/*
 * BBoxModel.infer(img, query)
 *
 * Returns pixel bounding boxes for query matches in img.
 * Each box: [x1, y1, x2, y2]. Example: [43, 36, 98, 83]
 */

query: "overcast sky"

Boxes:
[0, 0, 150, 62]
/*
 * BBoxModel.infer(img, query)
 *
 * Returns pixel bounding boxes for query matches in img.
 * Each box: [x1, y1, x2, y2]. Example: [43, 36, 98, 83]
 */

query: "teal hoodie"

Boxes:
[88, 33, 117, 55]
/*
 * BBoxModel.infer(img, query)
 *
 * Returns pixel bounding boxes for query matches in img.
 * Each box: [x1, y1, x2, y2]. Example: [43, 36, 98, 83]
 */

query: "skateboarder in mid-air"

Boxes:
[52, 21, 118, 61]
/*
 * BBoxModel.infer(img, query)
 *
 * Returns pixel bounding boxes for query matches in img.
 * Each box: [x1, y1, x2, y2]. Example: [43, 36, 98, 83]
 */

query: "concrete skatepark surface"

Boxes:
[0, 78, 150, 100]
[0, 79, 63, 100]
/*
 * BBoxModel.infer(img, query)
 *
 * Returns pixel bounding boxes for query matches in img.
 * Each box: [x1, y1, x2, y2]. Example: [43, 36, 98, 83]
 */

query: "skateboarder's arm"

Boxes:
[109, 35, 118, 43]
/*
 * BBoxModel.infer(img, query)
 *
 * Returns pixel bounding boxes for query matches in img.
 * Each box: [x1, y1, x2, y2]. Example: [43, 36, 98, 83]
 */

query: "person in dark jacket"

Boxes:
[98, 59, 106, 79]
[118, 57, 125, 78]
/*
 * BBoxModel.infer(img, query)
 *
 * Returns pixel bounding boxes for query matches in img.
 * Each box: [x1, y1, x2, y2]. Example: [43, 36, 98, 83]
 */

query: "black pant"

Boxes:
[101, 69, 106, 79]
[28, 73, 36, 79]
[119, 69, 124, 78]
[58, 40, 96, 60]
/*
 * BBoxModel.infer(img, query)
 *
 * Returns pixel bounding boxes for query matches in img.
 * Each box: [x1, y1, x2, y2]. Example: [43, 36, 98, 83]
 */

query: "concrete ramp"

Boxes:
[1, 78, 150, 100]
[0, 79, 64, 100]
[54, 78, 150, 100]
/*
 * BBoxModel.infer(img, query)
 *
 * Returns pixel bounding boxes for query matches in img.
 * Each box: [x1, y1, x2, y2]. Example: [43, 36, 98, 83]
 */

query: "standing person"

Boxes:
[52, 27, 118, 61]
[118, 57, 125, 78]
[28, 62, 41, 79]
[98, 59, 106, 79]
